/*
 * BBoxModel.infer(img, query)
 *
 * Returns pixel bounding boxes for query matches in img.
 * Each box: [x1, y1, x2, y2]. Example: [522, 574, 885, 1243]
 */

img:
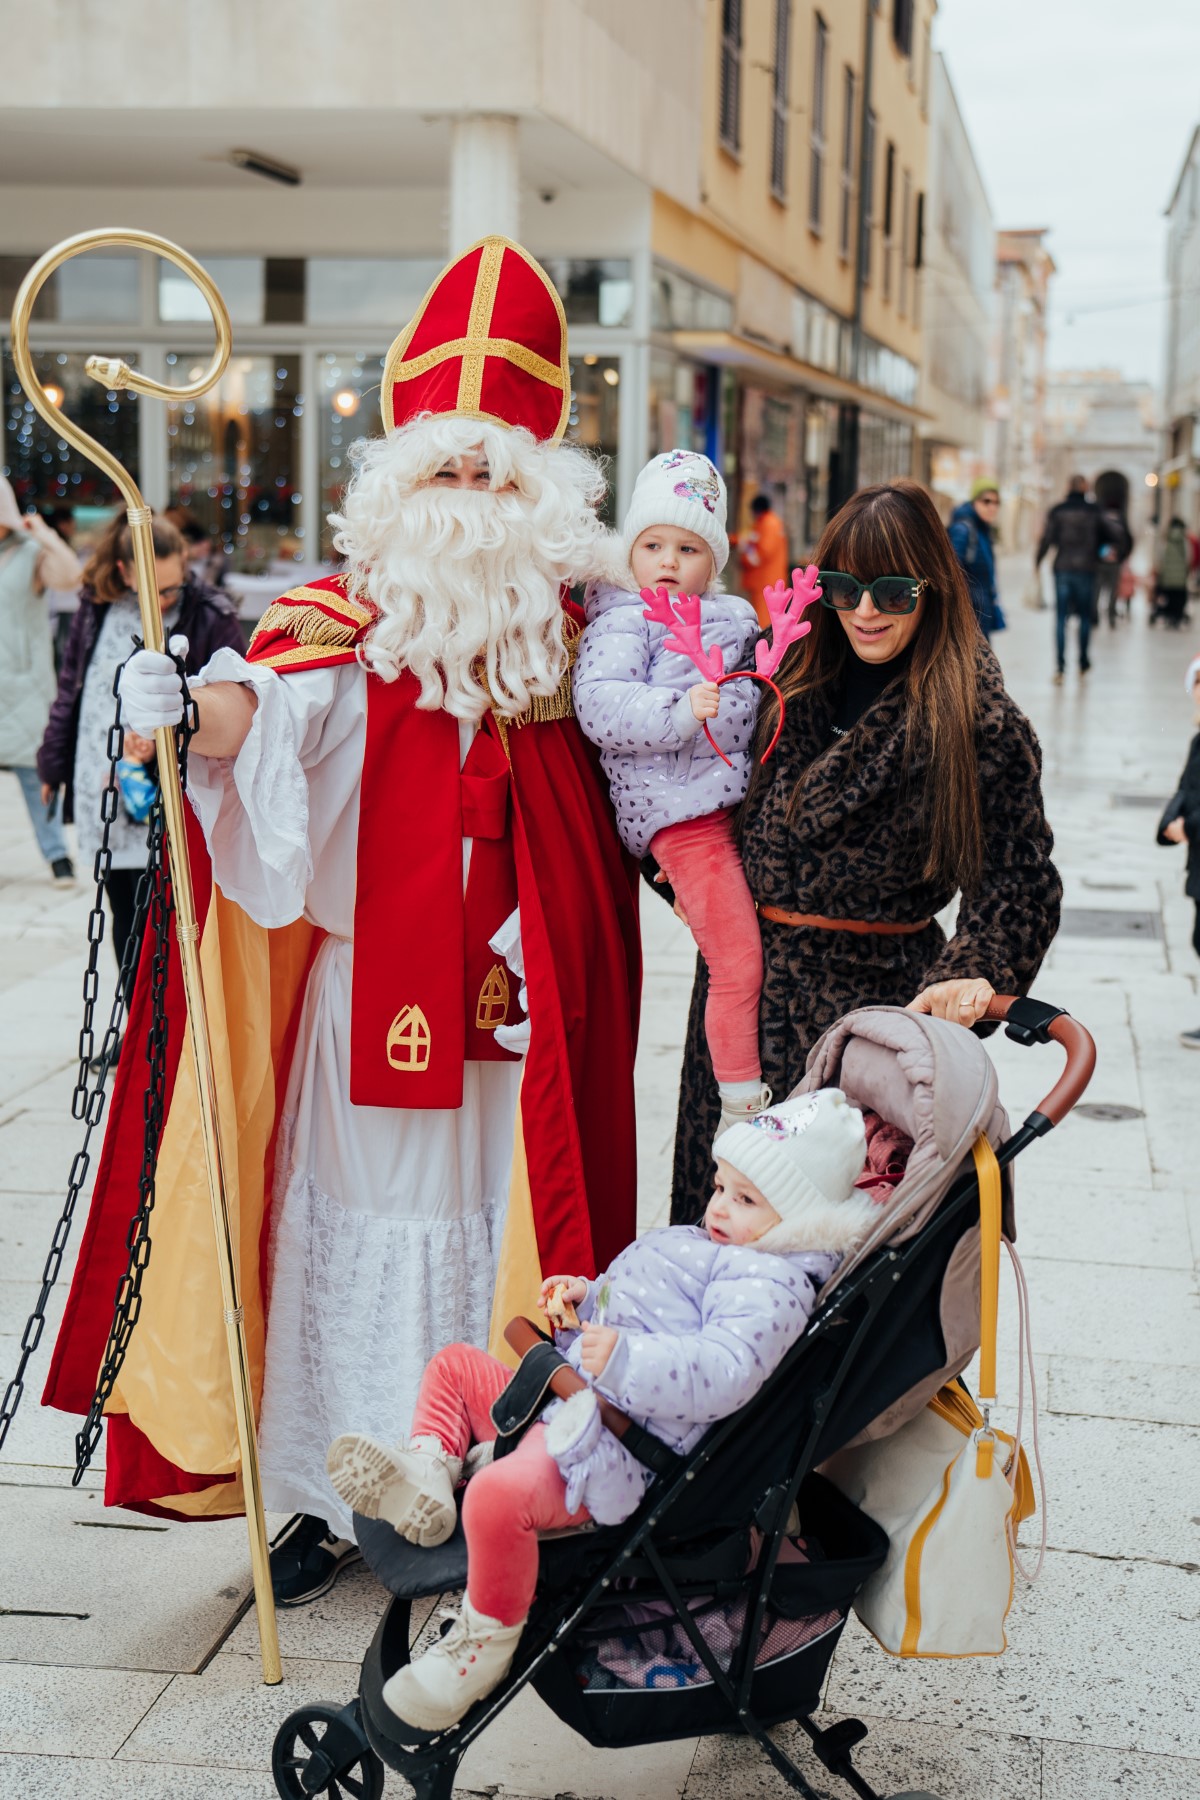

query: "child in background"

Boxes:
[327, 1088, 873, 1734]
[1158, 654, 1200, 1048]
[572, 450, 768, 1135]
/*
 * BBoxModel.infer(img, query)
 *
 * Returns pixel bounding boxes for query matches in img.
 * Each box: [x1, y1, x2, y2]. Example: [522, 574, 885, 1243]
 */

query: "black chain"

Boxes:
[0, 644, 196, 1482]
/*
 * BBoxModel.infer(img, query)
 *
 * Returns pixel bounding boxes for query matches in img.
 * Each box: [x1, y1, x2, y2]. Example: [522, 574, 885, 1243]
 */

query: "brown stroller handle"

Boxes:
[504, 1316, 637, 1442]
[984, 994, 1097, 1128]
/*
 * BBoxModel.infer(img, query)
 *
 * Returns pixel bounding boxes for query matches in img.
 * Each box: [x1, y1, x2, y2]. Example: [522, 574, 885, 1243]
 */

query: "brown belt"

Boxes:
[758, 905, 932, 937]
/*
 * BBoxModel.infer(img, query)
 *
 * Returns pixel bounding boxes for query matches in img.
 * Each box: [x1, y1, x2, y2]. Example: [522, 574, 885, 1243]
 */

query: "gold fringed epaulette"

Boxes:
[489, 612, 580, 752]
[247, 579, 376, 672]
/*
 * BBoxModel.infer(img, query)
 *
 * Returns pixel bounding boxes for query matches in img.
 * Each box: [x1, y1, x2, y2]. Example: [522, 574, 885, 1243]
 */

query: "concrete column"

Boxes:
[448, 114, 520, 253]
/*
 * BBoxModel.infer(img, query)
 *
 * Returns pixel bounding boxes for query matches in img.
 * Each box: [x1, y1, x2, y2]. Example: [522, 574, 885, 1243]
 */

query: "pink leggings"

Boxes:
[411, 1342, 589, 1626]
[651, 810, 763, 1085]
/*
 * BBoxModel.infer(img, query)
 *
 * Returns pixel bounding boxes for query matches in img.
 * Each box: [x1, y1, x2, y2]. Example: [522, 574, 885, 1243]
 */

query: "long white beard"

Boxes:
[349, 487, 574, 719]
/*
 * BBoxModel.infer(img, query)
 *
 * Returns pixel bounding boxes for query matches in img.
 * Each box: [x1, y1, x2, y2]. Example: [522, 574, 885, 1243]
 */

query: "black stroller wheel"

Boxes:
[272, 1700, 385, 1800]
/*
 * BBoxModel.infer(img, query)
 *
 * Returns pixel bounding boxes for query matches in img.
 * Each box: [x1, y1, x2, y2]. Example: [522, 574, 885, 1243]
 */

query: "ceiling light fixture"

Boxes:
[229, 148, 303, 188]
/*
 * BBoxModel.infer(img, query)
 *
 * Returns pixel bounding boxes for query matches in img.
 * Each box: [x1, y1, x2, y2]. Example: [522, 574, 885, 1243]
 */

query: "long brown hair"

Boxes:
[83, 514, 184, 602]
[753, 481, 984, 892]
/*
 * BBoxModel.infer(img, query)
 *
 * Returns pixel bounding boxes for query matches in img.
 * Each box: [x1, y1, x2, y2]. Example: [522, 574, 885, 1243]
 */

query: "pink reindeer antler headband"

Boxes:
[640, 567, 823, 765]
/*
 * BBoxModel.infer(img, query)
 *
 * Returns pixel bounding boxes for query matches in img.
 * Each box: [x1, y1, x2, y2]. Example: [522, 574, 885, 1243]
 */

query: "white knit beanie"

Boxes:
[714, 1088, 875, 1256]
[622, 449, 729, 577]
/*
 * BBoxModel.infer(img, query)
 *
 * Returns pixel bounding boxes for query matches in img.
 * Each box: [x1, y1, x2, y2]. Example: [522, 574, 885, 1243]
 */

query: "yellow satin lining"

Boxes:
[108, 891, 313, 1514]
[487, 1083, 543, 1367]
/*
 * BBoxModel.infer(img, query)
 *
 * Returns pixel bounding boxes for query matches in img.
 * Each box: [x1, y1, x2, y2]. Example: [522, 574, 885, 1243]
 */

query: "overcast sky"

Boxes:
[933, 0, 1200, 387]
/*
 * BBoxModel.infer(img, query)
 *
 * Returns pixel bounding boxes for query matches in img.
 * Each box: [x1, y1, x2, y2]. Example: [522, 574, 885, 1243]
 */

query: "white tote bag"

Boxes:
[823, 1137, 1045, 1657]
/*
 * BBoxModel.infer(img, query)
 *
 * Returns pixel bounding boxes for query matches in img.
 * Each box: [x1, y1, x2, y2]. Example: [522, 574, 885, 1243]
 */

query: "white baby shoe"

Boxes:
[382, 1596, 524, 1732]
[325, 1434, 462, 1547]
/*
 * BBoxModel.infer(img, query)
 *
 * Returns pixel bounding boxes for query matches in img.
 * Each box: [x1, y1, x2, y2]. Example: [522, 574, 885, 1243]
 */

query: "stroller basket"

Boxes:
[530, 1472, 886, 1749]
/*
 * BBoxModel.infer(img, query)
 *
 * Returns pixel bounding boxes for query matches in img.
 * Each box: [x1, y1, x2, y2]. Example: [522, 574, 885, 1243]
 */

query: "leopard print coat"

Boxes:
[670, 643, 1062, 1221]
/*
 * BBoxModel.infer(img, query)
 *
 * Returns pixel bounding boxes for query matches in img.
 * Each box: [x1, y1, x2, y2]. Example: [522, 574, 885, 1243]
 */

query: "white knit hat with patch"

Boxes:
[622, 449, 729, 576]
[714, 1088, 875, 1256]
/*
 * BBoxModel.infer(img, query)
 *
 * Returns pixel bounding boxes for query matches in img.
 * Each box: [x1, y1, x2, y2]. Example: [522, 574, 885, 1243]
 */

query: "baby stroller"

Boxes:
[270, 995, 1095, 1800]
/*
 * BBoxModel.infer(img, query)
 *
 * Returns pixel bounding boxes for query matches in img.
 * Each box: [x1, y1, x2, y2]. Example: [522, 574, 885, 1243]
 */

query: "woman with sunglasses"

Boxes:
[668, 480, 1062, 1220]
[37, 514, 244, 1029]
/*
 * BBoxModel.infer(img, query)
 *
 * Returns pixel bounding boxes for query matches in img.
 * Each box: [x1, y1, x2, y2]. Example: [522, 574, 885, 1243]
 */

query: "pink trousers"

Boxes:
[411, 1342, 590, 1626]
[650, 810, 763, 1085]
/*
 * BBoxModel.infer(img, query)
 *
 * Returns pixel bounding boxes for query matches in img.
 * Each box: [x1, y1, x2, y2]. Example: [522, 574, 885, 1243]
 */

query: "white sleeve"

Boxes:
[185, 648, 355, 927]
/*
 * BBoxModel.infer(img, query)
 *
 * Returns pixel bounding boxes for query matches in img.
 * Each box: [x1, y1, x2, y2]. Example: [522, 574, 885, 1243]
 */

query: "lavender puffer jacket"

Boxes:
[547, 1225, 839, 1522]
[572, 582, 760, 857]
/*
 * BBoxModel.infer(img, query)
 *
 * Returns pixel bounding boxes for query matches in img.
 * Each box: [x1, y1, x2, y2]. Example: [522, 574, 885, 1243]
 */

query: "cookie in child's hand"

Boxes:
[546, 1283, 581, 1332]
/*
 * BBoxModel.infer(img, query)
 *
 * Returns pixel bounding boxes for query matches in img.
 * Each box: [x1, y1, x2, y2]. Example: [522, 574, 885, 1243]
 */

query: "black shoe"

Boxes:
[51, 856, 75, 886]
[88, 1033, 123, 1074]
[270, 1512, 362, 1606]
[1080, 659, 1091, 674]
[1180, 1028, 1200, 1051]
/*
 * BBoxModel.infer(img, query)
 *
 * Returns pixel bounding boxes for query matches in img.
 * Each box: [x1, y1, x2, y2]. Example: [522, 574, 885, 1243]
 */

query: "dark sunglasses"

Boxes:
[817, 570, 928, 615]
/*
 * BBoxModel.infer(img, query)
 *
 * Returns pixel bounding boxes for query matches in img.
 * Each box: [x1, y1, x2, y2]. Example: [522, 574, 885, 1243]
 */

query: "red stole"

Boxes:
[349, 672, 520, 1109]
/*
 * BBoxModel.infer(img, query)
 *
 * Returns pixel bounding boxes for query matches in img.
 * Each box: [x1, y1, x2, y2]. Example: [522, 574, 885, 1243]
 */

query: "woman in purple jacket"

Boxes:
[325, 1087, 873, 1734]
[37, 514, 244, 1020]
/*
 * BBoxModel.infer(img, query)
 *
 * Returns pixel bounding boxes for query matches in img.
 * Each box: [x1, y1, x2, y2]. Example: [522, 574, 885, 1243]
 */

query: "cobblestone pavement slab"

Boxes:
[1, 573, 1197, 1795]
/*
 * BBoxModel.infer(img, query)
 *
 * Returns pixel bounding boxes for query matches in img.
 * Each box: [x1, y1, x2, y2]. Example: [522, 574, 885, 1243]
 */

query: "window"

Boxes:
[165, 354, 304, 573]
[808, 13, 828, 229]
[892, 0, 914, 58]
[838, 68, 857, 260]
[899, 170, 912, 316]
[318, 350, 388, 559]
[861, 109, 877, 283]
[719, 0, 743, 155]
[920, 19, 932, 116]
[771, 0, 792, 201]
[882, 141, 896, 301]
[2, 347, 139, 541]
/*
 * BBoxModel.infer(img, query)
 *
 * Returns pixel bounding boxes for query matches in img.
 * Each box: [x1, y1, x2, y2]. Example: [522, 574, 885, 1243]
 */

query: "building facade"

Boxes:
[1044, 371, 1158, 539]
[985, 228, 1055, 552]
[916, 52, 993, 516]
[2, 0, 936, 591]
[1161, 124, 1200, 540]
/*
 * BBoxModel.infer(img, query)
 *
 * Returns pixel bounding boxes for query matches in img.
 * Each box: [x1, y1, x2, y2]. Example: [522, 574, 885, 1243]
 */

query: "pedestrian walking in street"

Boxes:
[1158, 654, 1200, 1048]
[738, 492, 789, 626]
[573, 450, 764, 1136]
[326, 1087, 872, 1734]
[948, 477, 1004, 639]
[666, 480, 1062, 1222]
[1036, 475, 1111, 683]
[0, 473, 83, 886]
[36, 514, 243, 1017]
[1152, 517, 1192, 629]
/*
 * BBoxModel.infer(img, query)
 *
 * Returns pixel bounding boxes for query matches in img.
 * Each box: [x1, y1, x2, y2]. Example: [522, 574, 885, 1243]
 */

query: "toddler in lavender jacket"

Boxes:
[572, 450, 768, 1134]
[327, 1088, 873, 1735]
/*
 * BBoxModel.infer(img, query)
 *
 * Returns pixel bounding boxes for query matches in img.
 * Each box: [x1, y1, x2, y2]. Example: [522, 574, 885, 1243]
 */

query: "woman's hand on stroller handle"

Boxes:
[984, 994, 1098, 1131]
[908, 977, 996, 1026]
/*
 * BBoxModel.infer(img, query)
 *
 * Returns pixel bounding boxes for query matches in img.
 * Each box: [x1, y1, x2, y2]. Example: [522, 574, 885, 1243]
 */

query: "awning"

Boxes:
[669, 330, 930, 425]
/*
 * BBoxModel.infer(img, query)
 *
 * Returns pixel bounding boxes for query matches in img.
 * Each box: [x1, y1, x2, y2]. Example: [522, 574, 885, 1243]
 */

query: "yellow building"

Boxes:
[649, 0, 935, 555]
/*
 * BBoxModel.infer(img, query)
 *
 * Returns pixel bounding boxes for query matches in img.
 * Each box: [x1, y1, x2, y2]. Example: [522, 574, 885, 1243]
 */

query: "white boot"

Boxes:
[715, 1082, 772, 1140]
[325, 1434, 462, 1547]
[382, 1596, 524, 1732]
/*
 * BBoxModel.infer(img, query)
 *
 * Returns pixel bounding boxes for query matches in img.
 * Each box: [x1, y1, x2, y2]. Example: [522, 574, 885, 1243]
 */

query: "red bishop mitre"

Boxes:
[381, 236, 570, 445]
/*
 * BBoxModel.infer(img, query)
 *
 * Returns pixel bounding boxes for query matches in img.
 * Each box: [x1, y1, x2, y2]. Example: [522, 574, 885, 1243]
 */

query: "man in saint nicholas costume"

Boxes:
[43, 238, 641, 1604]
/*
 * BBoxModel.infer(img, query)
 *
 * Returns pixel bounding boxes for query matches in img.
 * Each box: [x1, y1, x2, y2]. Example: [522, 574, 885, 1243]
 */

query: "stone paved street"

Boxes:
[1, 568, 1198, 1798]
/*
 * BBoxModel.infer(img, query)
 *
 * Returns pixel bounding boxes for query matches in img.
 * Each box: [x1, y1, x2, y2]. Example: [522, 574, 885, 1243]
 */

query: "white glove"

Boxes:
[117, 635, 190, 734]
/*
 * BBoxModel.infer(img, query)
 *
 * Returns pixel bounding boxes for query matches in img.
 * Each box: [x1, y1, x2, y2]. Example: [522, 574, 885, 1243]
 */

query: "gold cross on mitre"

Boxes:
[475, 963, 511, 1031]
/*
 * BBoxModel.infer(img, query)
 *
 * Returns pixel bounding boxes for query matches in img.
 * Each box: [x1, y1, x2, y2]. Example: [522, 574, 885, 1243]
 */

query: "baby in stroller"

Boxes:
[326, 1087, 877, 1736]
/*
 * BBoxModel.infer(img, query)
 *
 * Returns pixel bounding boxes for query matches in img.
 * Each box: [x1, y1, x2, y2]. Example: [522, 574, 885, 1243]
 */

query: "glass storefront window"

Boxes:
[1, 253, 142, 327]
[857, 413, 914, 489]
[568, 356, 621, 523]
[737, 385, 805, 555]
[650, 265, 734, 334]
[160, 258, 267, 326]
[308, 261, 441, 327]
[803, 398, 838, 547]
[544, 260, 633, 329]
[317, 350, 387, 559]
[649, 352, 712, 459]
[165, 352, 304, 573]
[2, 347, 138, 555]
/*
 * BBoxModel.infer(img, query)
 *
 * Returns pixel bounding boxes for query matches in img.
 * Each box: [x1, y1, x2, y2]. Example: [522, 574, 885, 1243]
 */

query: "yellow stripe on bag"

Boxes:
[901, 1455, 956, 1655]
[971, 1135, 1002, 1476]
